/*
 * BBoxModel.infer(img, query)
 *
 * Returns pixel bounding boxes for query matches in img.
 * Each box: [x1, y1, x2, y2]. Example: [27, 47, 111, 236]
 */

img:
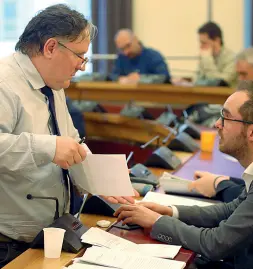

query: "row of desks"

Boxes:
[65, 81, 234, 105]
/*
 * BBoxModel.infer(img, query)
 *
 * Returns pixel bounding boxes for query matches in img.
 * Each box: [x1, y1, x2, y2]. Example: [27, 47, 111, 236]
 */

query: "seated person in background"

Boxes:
[111, 29, 171, 83]
[189, 171, 245, 202]
[195, 21, 237, 87]
[236, 47, 253, 80]
[115, 80, 253, 269]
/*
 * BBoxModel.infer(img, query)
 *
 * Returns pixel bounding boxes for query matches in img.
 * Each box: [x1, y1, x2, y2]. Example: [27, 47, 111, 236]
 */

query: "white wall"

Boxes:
[133, 0, 244, 78]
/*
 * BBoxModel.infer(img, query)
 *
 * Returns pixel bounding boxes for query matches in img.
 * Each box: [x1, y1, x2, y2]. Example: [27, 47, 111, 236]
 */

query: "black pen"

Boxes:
[78, 137, 86, 144]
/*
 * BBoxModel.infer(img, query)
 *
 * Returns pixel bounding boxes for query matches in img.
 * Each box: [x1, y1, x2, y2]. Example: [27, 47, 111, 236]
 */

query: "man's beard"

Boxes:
[219, 129, 248, 161]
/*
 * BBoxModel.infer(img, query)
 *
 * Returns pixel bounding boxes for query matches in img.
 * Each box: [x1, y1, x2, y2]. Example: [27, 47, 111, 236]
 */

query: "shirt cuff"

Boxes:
[31, 134, 56, 166]
[170, 205, 179, 218]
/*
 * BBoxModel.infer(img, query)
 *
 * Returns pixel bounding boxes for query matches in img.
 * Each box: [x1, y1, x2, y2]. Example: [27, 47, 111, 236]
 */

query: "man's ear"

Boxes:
[247, 125, 253, 142]
[43, 38, 58, 59]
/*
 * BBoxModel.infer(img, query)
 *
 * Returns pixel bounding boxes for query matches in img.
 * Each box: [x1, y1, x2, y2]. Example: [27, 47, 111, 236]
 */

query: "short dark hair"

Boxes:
[15, 4, 97, 56]
[237, 80, 253, 122]
[198, 22, 223, 45]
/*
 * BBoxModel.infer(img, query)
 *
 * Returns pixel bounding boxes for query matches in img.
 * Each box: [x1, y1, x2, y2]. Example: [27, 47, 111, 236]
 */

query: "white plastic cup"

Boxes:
[43, 227, 66, 258]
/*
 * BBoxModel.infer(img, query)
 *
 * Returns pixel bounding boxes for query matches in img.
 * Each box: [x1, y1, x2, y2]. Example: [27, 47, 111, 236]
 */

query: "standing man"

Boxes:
[0, 4, 136, 266]
[115, 80, 253, 269]
[111, 29, 171, 83]
[195, 22, 237, 87]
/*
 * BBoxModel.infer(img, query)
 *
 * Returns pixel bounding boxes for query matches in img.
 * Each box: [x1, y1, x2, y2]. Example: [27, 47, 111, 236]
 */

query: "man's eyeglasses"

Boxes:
[58, 41, 88, 68]
[220, 108, 253, 127]
[118, 41, 132, 53]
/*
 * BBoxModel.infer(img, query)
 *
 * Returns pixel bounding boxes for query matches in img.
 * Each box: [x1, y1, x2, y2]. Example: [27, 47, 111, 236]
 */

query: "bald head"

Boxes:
[114, 29, 141, 58]
[236, 47, 253, 81]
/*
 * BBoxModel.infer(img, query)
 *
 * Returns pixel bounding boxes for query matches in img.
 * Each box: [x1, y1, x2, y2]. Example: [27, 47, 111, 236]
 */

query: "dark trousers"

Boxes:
[0, 241, 29, 268]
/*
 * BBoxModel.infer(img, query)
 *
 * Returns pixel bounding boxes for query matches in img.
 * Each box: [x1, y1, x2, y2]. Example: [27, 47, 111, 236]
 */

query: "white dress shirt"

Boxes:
[0, 52, 80, 242]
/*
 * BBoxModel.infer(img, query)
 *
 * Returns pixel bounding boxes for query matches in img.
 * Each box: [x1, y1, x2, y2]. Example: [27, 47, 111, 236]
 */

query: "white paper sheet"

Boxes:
[142, 191, 215, 207]
[81, 227, 181, 259]
[79, 246, 186, 269]
[69, 154, 134, 196]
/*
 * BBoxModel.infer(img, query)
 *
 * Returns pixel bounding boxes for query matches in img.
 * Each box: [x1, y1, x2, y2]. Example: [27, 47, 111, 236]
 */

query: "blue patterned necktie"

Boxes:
[41, 86, 75, 214]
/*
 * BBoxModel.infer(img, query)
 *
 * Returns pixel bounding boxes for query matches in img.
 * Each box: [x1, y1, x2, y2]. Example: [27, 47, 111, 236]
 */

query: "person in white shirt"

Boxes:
[0, 4, 137, 266]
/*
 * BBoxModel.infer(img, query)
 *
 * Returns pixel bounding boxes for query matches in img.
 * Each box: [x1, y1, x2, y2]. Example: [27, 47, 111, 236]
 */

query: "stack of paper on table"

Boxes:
[69, 246, 186, 269]
[142, 191, 218, 207]
[81, 227, 181, 259]
[69, 154, 134, 196]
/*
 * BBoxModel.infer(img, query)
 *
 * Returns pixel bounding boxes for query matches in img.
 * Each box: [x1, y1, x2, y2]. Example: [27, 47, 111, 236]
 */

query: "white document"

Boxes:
[68, 263, 110, 269]
[81, 227, 181, 259]
[69, 154, 134, 196]
[81, 227, 137, 251]
[137, 244, 181, 259]
[142, 191, 216, 207]
[79, 246, 186, 269]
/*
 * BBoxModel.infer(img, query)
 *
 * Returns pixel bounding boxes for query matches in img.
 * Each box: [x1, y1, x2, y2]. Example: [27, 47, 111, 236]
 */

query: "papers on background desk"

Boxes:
[70, 246, 186, 269]
[142, 191, 217, 207]
[69, 154, 134, 196]
[81, 227, 181, 259]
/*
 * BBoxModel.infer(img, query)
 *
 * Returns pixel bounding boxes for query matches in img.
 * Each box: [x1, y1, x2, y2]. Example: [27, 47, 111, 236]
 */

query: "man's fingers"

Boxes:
[133, 189, 140, 198]
[122, 217, 134, 225]
[117, 210, 135, 222]
[104, 196, 119, 204]
[114, 205, 136, 216]
[122, 196, 135, 204]
[77, 144, 87, 161]
[73, 152, 82, 164]
[194, 170, 204, 180]
[188, 181, 196, 191]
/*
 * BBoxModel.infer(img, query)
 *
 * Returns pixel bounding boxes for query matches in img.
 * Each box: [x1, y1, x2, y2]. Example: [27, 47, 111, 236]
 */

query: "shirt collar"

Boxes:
[13, 52, 45, 90]
[242, 162, 253, 191]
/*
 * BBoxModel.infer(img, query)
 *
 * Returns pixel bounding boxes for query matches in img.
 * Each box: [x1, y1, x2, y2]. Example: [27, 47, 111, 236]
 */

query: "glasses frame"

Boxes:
[220, 108, 253, 127]
[58, 41, 88, 68]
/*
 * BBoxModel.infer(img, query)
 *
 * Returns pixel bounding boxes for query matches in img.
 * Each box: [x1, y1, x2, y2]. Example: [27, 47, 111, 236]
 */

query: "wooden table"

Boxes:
[3, 213, 194, 269]
[65, 81, 234, 105]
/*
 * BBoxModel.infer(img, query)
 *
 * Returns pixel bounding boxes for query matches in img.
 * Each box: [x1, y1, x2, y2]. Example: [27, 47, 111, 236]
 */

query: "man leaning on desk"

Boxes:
[0, 5, 138, 267]
[195, 21, 237, 87]
[111, 29, 171, 83]
[115, 80, 253, 269]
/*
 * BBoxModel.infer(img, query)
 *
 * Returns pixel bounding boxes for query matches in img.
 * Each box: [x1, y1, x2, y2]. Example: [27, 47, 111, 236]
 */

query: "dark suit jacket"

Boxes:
[151, 182, 253, 269]
[216, 177, 245, 202]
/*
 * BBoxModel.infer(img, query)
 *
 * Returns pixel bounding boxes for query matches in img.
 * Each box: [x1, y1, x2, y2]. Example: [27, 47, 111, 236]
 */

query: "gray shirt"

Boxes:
[0, 52, 80, 242]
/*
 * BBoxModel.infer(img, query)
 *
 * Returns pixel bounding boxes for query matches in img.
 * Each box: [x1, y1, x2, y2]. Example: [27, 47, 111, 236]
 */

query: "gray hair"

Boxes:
[236, 47, 253, 66]
[15, 4, 97, 56]
[114, 29, 134, 41]
[236, 80, 253, 122]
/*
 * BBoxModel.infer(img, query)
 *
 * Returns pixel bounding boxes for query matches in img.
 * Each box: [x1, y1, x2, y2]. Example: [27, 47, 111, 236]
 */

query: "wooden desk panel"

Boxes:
[84, 112, 175, 146]
[66, 82, 234, 105]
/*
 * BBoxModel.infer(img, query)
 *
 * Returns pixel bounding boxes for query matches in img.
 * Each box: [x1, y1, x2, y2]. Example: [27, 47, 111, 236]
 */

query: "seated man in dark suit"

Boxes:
[115, 80, 253, 269]
[111, 29, 171, 83]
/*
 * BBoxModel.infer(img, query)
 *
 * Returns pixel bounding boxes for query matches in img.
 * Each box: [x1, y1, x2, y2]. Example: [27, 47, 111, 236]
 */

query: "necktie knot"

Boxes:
[41, 86, 53, 98]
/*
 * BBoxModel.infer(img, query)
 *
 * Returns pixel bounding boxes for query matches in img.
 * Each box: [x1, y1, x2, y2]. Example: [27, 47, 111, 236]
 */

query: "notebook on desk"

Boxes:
[142, 191, 219, 207]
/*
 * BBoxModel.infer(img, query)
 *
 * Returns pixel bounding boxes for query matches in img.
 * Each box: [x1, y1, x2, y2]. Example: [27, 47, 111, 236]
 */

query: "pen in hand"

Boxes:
[78, 137, 86, 144]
